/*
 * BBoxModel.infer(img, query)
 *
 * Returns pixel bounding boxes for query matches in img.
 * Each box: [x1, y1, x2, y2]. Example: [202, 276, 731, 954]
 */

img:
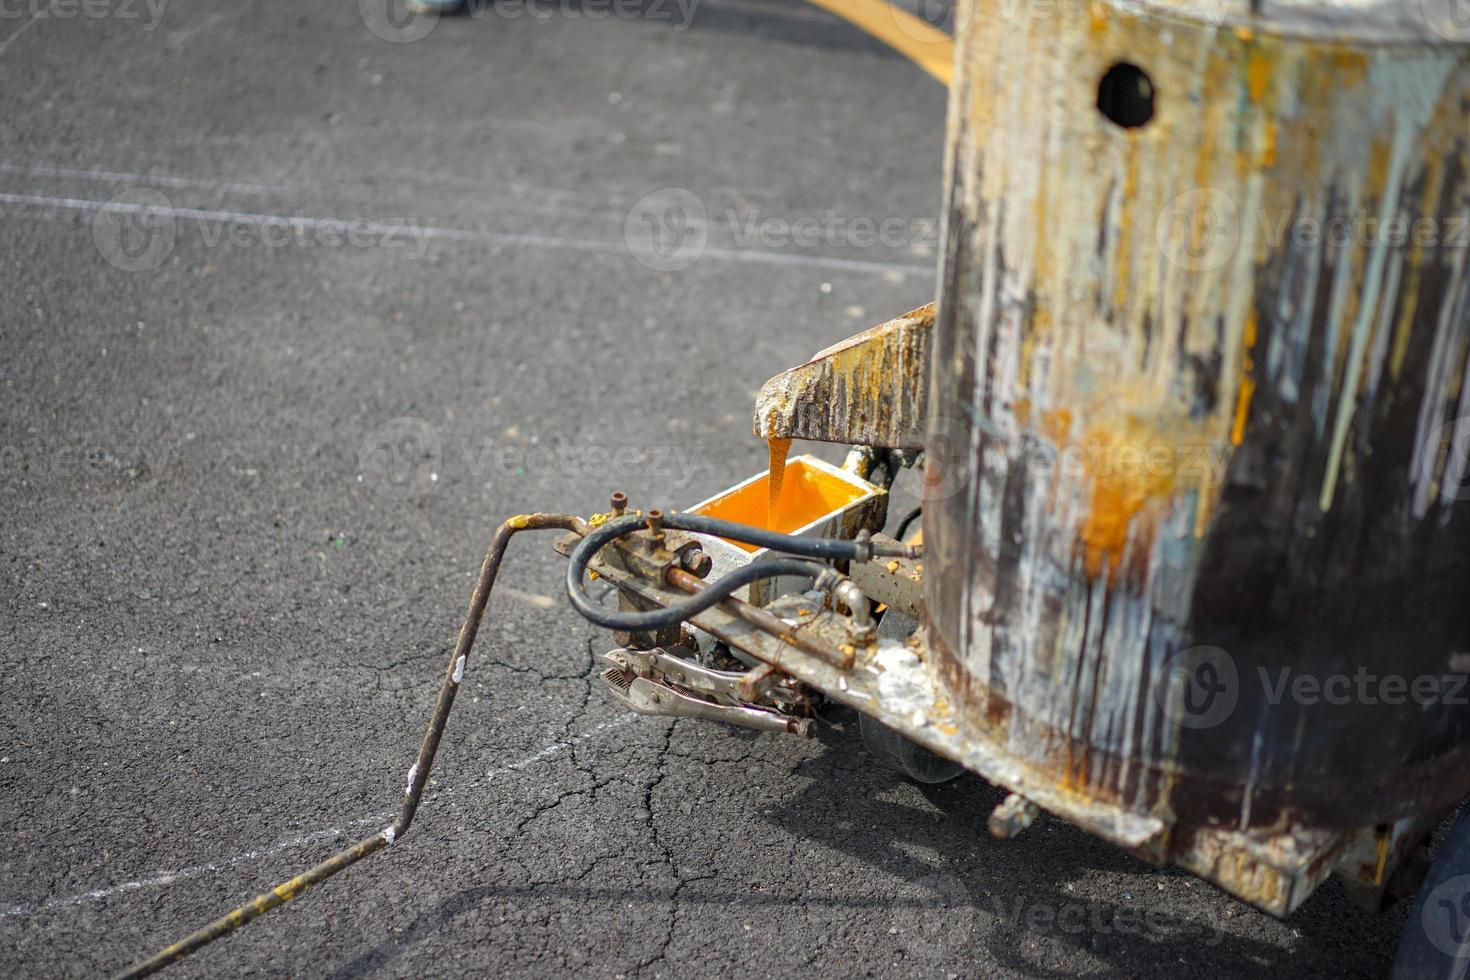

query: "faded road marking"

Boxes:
[0, 162, 288, 195]
[0, 14, 36, 58]
[502, 587, 557, 611]
[0, 191, 931, 277]
[0, 715, 637, 920]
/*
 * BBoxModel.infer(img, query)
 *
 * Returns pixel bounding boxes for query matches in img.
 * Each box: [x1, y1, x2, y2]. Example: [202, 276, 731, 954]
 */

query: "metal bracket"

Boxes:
[600, 647, 813, 737]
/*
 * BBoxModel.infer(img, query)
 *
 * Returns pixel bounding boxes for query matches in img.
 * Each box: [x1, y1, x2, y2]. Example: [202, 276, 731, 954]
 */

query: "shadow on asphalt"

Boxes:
[322, 710, 1404, 978]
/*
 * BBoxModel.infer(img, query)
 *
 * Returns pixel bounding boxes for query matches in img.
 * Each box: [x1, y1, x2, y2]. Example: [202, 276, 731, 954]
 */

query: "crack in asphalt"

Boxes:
[632, 719, 683, 977]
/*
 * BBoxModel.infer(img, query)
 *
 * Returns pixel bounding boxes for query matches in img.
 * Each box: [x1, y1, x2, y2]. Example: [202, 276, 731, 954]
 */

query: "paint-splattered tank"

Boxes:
[923, 0, 1470, 830]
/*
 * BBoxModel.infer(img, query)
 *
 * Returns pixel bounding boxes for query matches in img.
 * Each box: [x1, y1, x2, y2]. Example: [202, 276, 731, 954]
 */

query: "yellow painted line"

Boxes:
[800, 0, 954, 86]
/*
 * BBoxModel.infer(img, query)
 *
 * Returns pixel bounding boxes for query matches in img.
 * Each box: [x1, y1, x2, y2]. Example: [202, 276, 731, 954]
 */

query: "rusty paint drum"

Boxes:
[923, 0, 1470, 830]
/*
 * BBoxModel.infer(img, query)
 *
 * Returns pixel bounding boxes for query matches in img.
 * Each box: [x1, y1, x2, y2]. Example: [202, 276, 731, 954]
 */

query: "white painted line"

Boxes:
[0, 14, 35, 58]
[0, 715, 638, 920]
[501, 587, 557, 611]
[0, 190, 932, 277]
[0, 818, 389, 921]
[0, 162, 288, 195]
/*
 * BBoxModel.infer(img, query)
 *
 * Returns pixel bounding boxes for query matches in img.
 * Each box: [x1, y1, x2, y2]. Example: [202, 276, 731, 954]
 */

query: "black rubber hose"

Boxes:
[894, 506, 922, 541]
[567, 554, 825, 631]
[564, 512, 909, 632]
[659, 512, 910, 560]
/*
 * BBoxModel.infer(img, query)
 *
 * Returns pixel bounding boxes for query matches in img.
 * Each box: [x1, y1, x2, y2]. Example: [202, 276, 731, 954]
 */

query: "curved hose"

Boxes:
[894, 506, 923, 541]
[569, 555, 826, 631]
[564, 512, 913, 632]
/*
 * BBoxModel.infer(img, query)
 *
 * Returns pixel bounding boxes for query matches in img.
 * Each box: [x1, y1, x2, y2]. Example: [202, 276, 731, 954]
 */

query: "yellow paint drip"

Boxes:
[696, 455, 867, 553]
[1231, 377, 1256, 446]
[1232, 311, 1258, 446]
[766, 437, 792, 529]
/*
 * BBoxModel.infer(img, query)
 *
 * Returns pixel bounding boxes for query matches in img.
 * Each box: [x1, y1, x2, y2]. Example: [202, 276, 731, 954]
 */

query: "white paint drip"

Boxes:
[403, 763, 419, 796]
[0, 715, 636, 920]
[1320, 56, 1457, 513]
[380, 826, 396, 847]
[451, 656, 466, 684]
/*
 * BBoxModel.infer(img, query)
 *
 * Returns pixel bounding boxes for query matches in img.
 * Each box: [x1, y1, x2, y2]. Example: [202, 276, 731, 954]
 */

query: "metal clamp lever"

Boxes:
[608, 647, 757, 702]
[601, 660, 813, 736]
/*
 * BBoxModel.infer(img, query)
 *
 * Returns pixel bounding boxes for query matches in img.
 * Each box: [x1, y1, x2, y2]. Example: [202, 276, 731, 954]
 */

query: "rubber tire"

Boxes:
[1393, 806, 1470, 980]
[859, 713, 964, 784]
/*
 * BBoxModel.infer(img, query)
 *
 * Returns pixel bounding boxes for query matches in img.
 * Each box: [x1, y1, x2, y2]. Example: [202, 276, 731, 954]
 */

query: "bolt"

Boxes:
[646, 509, 664, 542]
[680, 549, 713, 578]
[987, 792, 1039, 839]
[610, 491, 627, 517]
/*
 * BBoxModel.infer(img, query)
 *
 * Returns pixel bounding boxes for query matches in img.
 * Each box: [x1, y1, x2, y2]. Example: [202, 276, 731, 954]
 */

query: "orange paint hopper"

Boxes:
[685, 454, 887, 602]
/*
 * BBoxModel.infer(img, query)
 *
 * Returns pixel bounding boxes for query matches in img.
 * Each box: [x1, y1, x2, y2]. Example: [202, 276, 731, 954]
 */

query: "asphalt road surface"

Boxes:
[0, 1, 1416, 976]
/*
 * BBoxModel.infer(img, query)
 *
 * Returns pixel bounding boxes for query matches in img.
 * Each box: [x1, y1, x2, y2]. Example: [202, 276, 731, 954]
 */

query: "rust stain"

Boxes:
[1078, 422, 1178, 577]
[1040, 405, 1191, 578]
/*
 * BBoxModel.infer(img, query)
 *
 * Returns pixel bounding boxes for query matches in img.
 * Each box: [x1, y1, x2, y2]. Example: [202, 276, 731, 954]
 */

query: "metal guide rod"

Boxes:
[113, 514, 587, 979]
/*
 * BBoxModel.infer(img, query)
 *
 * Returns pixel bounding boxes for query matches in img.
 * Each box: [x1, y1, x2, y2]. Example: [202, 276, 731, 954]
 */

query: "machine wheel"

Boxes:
[859, 713, 964, 784]
[1392, 806, 1470, 980]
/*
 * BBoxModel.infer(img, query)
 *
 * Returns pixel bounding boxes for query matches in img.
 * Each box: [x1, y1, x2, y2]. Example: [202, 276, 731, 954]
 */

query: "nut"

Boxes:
[680, 550, 713, 577]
